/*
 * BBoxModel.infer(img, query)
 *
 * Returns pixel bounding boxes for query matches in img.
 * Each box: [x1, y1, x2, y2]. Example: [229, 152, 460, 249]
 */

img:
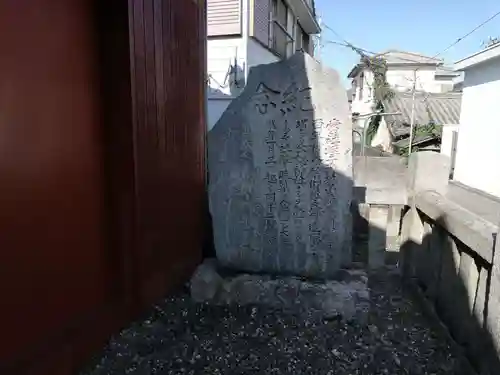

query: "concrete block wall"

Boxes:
[354, 151, 500, 372]
[352, 152, 450, 270]
[352, 155, 407, 269]
[398, 151, 500, 374]
[352, 204, 403, 269]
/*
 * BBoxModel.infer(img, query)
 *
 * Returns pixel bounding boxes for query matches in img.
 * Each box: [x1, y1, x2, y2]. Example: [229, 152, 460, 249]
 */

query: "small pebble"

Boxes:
[80, 271, 464, 375]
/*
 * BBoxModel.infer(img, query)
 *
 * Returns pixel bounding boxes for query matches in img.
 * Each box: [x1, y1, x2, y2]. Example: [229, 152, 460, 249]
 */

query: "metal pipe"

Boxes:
[408, 69, 418, 155]
[355, 111, 401, 157]
[353, 110, 401, 187]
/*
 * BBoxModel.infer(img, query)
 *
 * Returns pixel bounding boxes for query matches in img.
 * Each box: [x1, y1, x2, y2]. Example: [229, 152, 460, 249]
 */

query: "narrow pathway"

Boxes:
[82, 272, 469, 375]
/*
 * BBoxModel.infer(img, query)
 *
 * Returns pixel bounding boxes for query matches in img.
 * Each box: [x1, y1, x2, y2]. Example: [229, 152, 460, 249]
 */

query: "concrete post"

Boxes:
[367, 205, 388, 269]
[399, 206, 424, 279]
[407, 151, 451, 199]
[386, 205, 403, 264]
[401, 152, 450, 278]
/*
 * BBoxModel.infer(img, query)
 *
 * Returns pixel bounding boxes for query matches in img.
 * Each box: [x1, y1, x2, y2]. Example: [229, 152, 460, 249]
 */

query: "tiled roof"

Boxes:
[348, 50, 444, 78]
[383, 92, 462, 137]
[375, 50, 443, 65]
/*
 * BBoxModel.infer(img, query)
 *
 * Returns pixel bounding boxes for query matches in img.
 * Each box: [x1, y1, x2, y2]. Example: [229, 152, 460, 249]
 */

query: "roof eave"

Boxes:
[289, 0, 321, 35]
[454, 43, 500, 71]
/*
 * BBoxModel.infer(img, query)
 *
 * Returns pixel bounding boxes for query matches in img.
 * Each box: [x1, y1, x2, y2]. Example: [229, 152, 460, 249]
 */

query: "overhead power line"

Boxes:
[323, 39, 436, 65]
[322, 8, 500, 65]
[321, 23, 369, 57]
[323, 40, 376, 56]
[431, 9, 500, 59]
[321, 23, 441, 65]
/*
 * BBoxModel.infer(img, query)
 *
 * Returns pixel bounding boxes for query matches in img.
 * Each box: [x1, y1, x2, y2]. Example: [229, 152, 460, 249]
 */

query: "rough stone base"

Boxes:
[190, 259, 370, 323]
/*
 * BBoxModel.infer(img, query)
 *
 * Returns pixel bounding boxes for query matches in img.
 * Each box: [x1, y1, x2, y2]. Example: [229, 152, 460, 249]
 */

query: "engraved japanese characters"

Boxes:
[208, 52, 353, 277]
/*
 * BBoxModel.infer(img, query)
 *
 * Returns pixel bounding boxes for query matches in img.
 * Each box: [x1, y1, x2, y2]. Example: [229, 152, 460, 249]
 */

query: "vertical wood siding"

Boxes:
[207, 0, 241, 36]
[1, 1, 206, 374]
[129, 0, 206, 306]
[0, 1, 129, 374]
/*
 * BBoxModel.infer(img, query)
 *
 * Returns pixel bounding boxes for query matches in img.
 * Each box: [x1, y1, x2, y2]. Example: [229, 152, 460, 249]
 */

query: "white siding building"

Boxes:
[453, 43, 500, 197]
[348, 50, 460, 125]
[206, 0, 320, 130]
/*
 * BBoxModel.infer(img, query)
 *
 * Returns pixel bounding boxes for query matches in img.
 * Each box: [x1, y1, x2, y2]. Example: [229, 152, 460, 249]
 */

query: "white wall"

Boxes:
[207, 37, 246, 130]
[440, 124, 459, 158]
[453, 58, 500, 197]
[386, 67, 439, 93]
[247, 38, 280, 70]
[350, 69, 374, 119]
[207, 38, 280, 130]
[207, 37, 246, 97]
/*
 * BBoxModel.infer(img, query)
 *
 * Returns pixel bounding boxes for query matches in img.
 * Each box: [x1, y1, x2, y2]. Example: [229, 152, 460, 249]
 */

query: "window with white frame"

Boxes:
[271, 0, 294, 58]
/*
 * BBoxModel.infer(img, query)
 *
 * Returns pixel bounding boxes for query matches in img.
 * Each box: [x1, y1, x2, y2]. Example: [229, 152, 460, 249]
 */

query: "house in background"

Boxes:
[452, 42, 500, 197]
[206, 0, 320, 130]
[348, 50, 461, 125]
[435, 66, 464, 92]
[370, 91, 462, 156]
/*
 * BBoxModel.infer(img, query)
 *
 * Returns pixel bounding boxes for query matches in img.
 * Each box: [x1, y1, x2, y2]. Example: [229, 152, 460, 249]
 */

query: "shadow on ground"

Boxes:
[80, 268, 468, 375]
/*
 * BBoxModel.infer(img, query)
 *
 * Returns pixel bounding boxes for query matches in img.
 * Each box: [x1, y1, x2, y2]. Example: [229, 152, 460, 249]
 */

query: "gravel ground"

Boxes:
[81, 271, 468, 375]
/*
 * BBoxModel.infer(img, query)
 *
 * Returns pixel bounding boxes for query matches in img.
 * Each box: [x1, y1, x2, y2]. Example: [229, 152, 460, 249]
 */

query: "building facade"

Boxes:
[206, 0, 320, 130]
[348, 50, 460, 124]
[453, 43, 500, 197]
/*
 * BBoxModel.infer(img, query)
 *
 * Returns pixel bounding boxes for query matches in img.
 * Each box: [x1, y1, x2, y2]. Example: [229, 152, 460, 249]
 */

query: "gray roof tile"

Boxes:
[383, 91, 462, 137]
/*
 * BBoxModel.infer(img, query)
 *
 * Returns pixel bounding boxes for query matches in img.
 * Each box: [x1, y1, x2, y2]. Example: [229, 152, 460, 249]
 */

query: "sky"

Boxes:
[316, 0, 500, 86]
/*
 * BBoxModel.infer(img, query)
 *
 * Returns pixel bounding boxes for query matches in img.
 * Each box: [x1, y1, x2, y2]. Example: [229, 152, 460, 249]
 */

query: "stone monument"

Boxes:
[208, 52, 353, 278]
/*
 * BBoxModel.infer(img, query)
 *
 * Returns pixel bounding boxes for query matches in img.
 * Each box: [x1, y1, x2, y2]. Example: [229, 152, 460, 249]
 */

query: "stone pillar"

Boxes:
[403, 152, 451, 279]
[367, 205, 388, 269]
[399, 206, 424, 279]
[407, 151, 451, 198]
[385, 205, 403, 265]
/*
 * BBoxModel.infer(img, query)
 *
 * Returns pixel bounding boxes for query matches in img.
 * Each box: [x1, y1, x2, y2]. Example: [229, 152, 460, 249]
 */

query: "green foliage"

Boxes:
[360, 55, 394, 146]
[361, 56, 394, 104]
[416, 123, 442, 139]
[365, 101, 383, 146]
[396, 123, 443, 157]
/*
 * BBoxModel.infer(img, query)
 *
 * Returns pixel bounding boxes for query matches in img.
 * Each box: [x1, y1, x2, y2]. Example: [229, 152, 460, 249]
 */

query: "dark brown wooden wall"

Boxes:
[0, 1, 206, 374]
[128, 0, 206, 306]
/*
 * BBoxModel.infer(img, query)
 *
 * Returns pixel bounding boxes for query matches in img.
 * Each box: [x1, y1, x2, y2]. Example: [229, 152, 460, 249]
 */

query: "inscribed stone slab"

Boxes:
[208, 52, 353, 277]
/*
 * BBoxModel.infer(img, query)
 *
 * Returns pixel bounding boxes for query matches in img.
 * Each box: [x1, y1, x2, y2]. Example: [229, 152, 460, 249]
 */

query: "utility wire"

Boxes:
[321, 24, 439, 65]
[322, 8, 500, 67]
[323, 7, 500, 67]
[321, 23, 369, 58]
[411, 10, 500, 106]
[431, 9, 500, 59]
[323, 40, 376, 56]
